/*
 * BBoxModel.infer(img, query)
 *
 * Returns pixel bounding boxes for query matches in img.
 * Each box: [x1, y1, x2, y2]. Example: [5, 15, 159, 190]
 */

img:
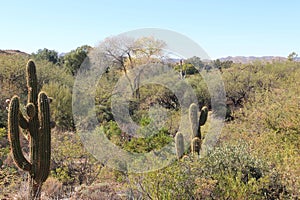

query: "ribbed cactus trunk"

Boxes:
[175, 132, 184, 160]
[189, 103, 208, 156]
[8, 60, 52, 200]
[189, 103, 200, 138]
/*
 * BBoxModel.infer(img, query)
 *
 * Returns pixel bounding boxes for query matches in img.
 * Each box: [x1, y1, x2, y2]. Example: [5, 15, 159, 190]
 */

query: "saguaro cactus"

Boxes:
[189, 103, 208, 155]
[191, 137, 201, 155]
[8, 60, 52, 199]
[175, 132, 184, 160]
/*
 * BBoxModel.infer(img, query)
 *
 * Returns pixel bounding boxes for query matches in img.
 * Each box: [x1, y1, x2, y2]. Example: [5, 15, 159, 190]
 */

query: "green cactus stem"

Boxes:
[7, 60, 53, 200]
[199, 106, 208, 126]
[189, 103, 208, 156]
[191, 137, 201, 155]
[175, 132, 184, 160]
[189, 103, 199, 138]
[8, 96, 32, 171]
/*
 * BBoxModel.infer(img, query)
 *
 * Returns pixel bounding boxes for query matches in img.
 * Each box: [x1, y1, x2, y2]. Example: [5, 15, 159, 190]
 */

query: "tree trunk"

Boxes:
[28, 177, 42, 200]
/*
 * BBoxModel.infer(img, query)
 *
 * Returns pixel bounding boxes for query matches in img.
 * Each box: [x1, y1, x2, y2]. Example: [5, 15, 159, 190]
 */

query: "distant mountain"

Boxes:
[218, 56, 291, 63]
[2, 49, 300, 63]
[0, 49, 29, 56]
[170, 56, 300, 64]
[58, 52, 66, 57]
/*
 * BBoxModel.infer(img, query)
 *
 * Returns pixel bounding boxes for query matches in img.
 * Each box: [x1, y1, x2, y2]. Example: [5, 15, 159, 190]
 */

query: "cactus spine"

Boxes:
[189, 103, 208, 155]
[175, 132, 184, 160]
[8, 60, 52, 200]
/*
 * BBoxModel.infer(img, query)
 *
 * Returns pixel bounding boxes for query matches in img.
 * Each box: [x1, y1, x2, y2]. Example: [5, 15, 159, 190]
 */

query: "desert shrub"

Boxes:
[197, 143, 289, 199]
[51, 130, 103, 186]
[123, 127, 172, 153]
[0, 54, 73, 94]
[0, 166, 23, 199]
[127, 161, 197, 200]
[186, 74, 210, 107]
[42, 177, 63, 199]
[127, 142, 289, 199]
[0, 54, 74, 130]
[0, 128, 9, 158]
[42, 82, 74, 130]
[246, 90, 300, 199]
[260, 79, 300, 136]
[102, 120, 173, 154]
[71, 182, 122, 200]
[0, 104, 8, 128]
[217, 62, 300, 199]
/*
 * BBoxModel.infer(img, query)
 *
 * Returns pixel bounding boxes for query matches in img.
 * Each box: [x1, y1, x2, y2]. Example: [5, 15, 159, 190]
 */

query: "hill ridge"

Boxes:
[0, 49, 29, 56]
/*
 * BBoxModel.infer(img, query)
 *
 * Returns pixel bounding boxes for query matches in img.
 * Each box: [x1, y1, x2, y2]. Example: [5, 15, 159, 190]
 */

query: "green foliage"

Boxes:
[62, 45, 92, 75]
[31, 48, 59, 64]
[128, 161, 197, 199]
[173, 62, 199, 75]
[125, 60, 300, 199]
[128, 143, 288, 199]
[219, 61, 300, 198]
[260, 84, 300, 135]
[212, 59, 233, 70]
[186, 74, 210, 106]
[198, 143, 289, 199]
[51, 130, 102, 186]
[0, 128, 9, 164]
[123, 127, 172, 153]
[0, 166, 21, 199]
[94, 68, 120, 123]
[199, 143, 265, 179]
[0, 53, 74, 130]
[287, 51, 298, 61]
[101, 120, 172, 153]
[35, 59, 74, 89]
[0, 128, 6, 138]
[51, 167, 74, 184]
[1, 42, 300, 199]
[223, 61, 298, 108]
[185, 56, 205, 70]
[42, 82, 74, 130]
[0, 127, 7, 140]
[102, 121, 122, 146]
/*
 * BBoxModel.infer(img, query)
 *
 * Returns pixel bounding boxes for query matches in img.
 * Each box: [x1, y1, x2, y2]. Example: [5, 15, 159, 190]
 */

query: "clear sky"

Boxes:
[1, 0, 299, 59]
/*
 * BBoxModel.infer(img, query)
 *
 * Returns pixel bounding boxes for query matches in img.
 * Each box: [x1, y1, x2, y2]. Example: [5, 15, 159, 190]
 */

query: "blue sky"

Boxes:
[1, 0, 299, 59]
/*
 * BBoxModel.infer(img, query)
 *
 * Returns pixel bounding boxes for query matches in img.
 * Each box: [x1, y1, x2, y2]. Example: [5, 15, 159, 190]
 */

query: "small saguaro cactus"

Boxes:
[189, 103, 208, 155]
[175, 132, 184, 160]
[191, 137, 201, 155]
[8, 60, 53, 200]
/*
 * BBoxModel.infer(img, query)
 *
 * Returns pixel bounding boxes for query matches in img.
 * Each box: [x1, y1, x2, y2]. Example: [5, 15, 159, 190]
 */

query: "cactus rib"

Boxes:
[8, 96, 31, 171]
[175, 132, 184, 160]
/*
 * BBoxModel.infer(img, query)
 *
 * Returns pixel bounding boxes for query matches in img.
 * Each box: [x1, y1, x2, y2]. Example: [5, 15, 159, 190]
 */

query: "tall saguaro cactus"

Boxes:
[189, 103, 208, 155]
[8, 60, 52, 199]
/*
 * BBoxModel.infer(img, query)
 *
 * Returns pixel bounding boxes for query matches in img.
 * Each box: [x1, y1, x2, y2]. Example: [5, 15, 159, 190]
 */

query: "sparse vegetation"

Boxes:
[0, 42, 299, 199]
